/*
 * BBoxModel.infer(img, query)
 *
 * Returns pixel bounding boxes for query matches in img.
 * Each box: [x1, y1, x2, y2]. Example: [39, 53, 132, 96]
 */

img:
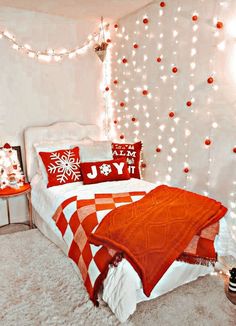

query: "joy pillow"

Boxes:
[80, 158, 130, 185]
[112, 141, 142, 179]
[39, 147, 82, 188]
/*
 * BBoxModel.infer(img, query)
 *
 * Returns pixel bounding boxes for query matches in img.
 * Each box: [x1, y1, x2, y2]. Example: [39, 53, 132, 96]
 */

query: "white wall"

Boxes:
[111, 0, 236, 256]
[0, 7, 104, 225]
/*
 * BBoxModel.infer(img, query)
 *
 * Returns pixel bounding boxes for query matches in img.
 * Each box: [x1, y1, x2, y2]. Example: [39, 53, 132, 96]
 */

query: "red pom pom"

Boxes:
[184, 167, 189, 173]
[113, 79, 118, 84]
[106, 38, 111, 43]
[156, 147, 161, 153]
[142, 90, 148, 96]
[141, 163, 147, 168]
[133, 43, 139, 49]
[216, 21, 223, 29]
[169, 111, 175, 118]
[205, 139, 211, 146]
[105, 86, 109, 91]
[122, 58, 128, 64]
[186, 101, 192, 107]
[160, 2, 166, 7]
[207, 77, 214, 84]
[3, 143, 11, 149]
[114, 120, 118, 124]
[120, 134, 124, 140]
[172, 67, 178, 73]
[114, 24, 118, 29]
[192, 15, 198, 21]
[131, 117, 136, 122]
[156, 57, 162, 62]
[233, 147, 236, 153]
[120, 102, 125, 107]
[143, 18, 149, 24]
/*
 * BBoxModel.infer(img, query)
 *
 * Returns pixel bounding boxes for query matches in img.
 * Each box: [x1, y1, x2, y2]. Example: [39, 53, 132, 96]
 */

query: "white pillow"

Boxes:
[78, 140, 113, 162]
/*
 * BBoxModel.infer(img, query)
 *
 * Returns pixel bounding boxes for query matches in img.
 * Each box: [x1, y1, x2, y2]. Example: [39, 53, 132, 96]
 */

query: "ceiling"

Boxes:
[0, 0, 152, 22]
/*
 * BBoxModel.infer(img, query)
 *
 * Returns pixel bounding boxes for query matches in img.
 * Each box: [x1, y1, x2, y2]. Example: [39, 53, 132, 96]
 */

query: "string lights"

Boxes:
[110, 1, 236, 254]
[0, 23, 109, 62]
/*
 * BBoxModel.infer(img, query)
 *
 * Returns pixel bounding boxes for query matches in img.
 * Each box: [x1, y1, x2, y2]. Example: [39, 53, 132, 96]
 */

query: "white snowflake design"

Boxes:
[48, 150, 81, 183]
[99, 164, 112, 176]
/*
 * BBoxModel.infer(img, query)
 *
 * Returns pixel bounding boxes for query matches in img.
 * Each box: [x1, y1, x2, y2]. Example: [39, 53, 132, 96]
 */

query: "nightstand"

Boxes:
[0, 183, 33, 229]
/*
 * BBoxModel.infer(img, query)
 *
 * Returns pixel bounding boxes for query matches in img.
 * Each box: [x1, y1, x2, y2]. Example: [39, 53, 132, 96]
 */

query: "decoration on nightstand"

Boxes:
[0, 143, 24, 190]
[229, 268, 236, 293]
[94, 17, 109, 62]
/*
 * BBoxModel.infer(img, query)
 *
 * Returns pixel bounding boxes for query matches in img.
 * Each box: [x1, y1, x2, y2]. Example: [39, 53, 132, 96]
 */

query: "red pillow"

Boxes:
[80, 158, 130, 185]
[112, 141, 142, 179]
[39, 147, 82, 188]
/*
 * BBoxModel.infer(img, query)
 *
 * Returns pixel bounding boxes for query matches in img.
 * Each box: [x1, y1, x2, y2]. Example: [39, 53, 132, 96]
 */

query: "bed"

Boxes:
[24, 122, 227, 323]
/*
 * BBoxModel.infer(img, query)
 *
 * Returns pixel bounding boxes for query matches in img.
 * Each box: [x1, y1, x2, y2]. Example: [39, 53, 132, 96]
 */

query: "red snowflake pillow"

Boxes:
[39, 147, 82, 188]
[80, 158, 130, 185]
[112, 141, 142, 179]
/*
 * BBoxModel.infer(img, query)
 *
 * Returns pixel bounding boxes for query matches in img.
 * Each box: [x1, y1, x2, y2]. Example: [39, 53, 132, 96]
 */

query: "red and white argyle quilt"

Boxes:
[52, 191, 146, 302]
[52, 191, 220, 303]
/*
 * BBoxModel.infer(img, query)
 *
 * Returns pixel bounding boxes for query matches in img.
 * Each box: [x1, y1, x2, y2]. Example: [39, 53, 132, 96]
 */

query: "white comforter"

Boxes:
[31, 176, 217, 322]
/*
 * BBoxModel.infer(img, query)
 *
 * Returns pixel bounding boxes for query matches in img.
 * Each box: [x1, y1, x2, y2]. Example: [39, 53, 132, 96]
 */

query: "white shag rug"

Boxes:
[0, 229, 236, 326]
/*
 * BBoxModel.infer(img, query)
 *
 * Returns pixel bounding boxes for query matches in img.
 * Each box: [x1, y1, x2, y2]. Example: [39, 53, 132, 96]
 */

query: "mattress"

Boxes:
[31, 175, 215, 322]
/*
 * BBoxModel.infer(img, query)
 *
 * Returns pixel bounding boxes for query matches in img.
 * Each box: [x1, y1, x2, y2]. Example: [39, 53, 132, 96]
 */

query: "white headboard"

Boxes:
[24, 122, 101, 181]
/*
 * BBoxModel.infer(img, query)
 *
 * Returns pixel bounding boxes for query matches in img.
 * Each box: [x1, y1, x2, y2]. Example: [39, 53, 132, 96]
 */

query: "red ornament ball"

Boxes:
[156, 57, 162, 62]
[172, 67, 178, 73]
[114, 120, 118, 124]
[120, 134, 124, 140]
[143, 18, 149, 24]
[105, 86, 109, 91]
[133, 43, 139, 49]
[216, 21, 223, 29]
[122, 58, 128, 64]
[205, 139, 211, 146]
[114, 24, 118, 29]
[160, 1, 166, 7]
[120, 102, 125, 107]
[207, 77, 214, 84]
[131, 117, 136, 122]
[156, 147, 161, 153]
[184, 167, 189, 173]
[113, 79, 118, 84]
[169, 111, 175, 118]
[106, 38, 111, 43]
[142, 90, 148, 96]
[192, 15, 198, 21]
[233, 147, 236, 153]
[141, 163, 147, 168]
[186, 101, 192, 107]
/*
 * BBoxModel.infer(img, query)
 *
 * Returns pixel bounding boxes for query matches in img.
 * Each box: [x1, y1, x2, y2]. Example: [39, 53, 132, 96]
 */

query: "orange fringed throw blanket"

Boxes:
[90, 185, 227, 297]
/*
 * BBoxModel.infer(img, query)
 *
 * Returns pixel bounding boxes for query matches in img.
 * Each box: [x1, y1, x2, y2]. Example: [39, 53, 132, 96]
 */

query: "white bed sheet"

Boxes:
[31, 175, 215, 322]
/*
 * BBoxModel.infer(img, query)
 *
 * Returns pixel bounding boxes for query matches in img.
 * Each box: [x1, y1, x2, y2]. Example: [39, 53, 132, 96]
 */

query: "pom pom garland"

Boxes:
[142, 90, 148, 95]
[216, 21, 224, 29]
[207, 77, 214, 84]
[205, 139, 211, 146]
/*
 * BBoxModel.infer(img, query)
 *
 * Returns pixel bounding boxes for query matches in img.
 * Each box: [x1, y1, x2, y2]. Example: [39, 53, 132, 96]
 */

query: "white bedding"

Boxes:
[31, 176, 215, 322]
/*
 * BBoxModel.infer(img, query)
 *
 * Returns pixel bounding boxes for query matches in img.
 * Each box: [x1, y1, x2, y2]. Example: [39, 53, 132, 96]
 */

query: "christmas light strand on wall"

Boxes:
[0, 23, 109, 62]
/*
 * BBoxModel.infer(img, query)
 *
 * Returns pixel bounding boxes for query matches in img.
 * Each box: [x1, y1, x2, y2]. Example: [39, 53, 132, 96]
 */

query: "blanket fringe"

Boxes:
[91, 252, 124, 306]
[177, 253, 216, 267]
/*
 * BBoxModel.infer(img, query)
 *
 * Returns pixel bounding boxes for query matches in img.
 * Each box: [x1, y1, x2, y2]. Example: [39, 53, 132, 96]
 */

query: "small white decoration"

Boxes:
[99, 163, 112, 176]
